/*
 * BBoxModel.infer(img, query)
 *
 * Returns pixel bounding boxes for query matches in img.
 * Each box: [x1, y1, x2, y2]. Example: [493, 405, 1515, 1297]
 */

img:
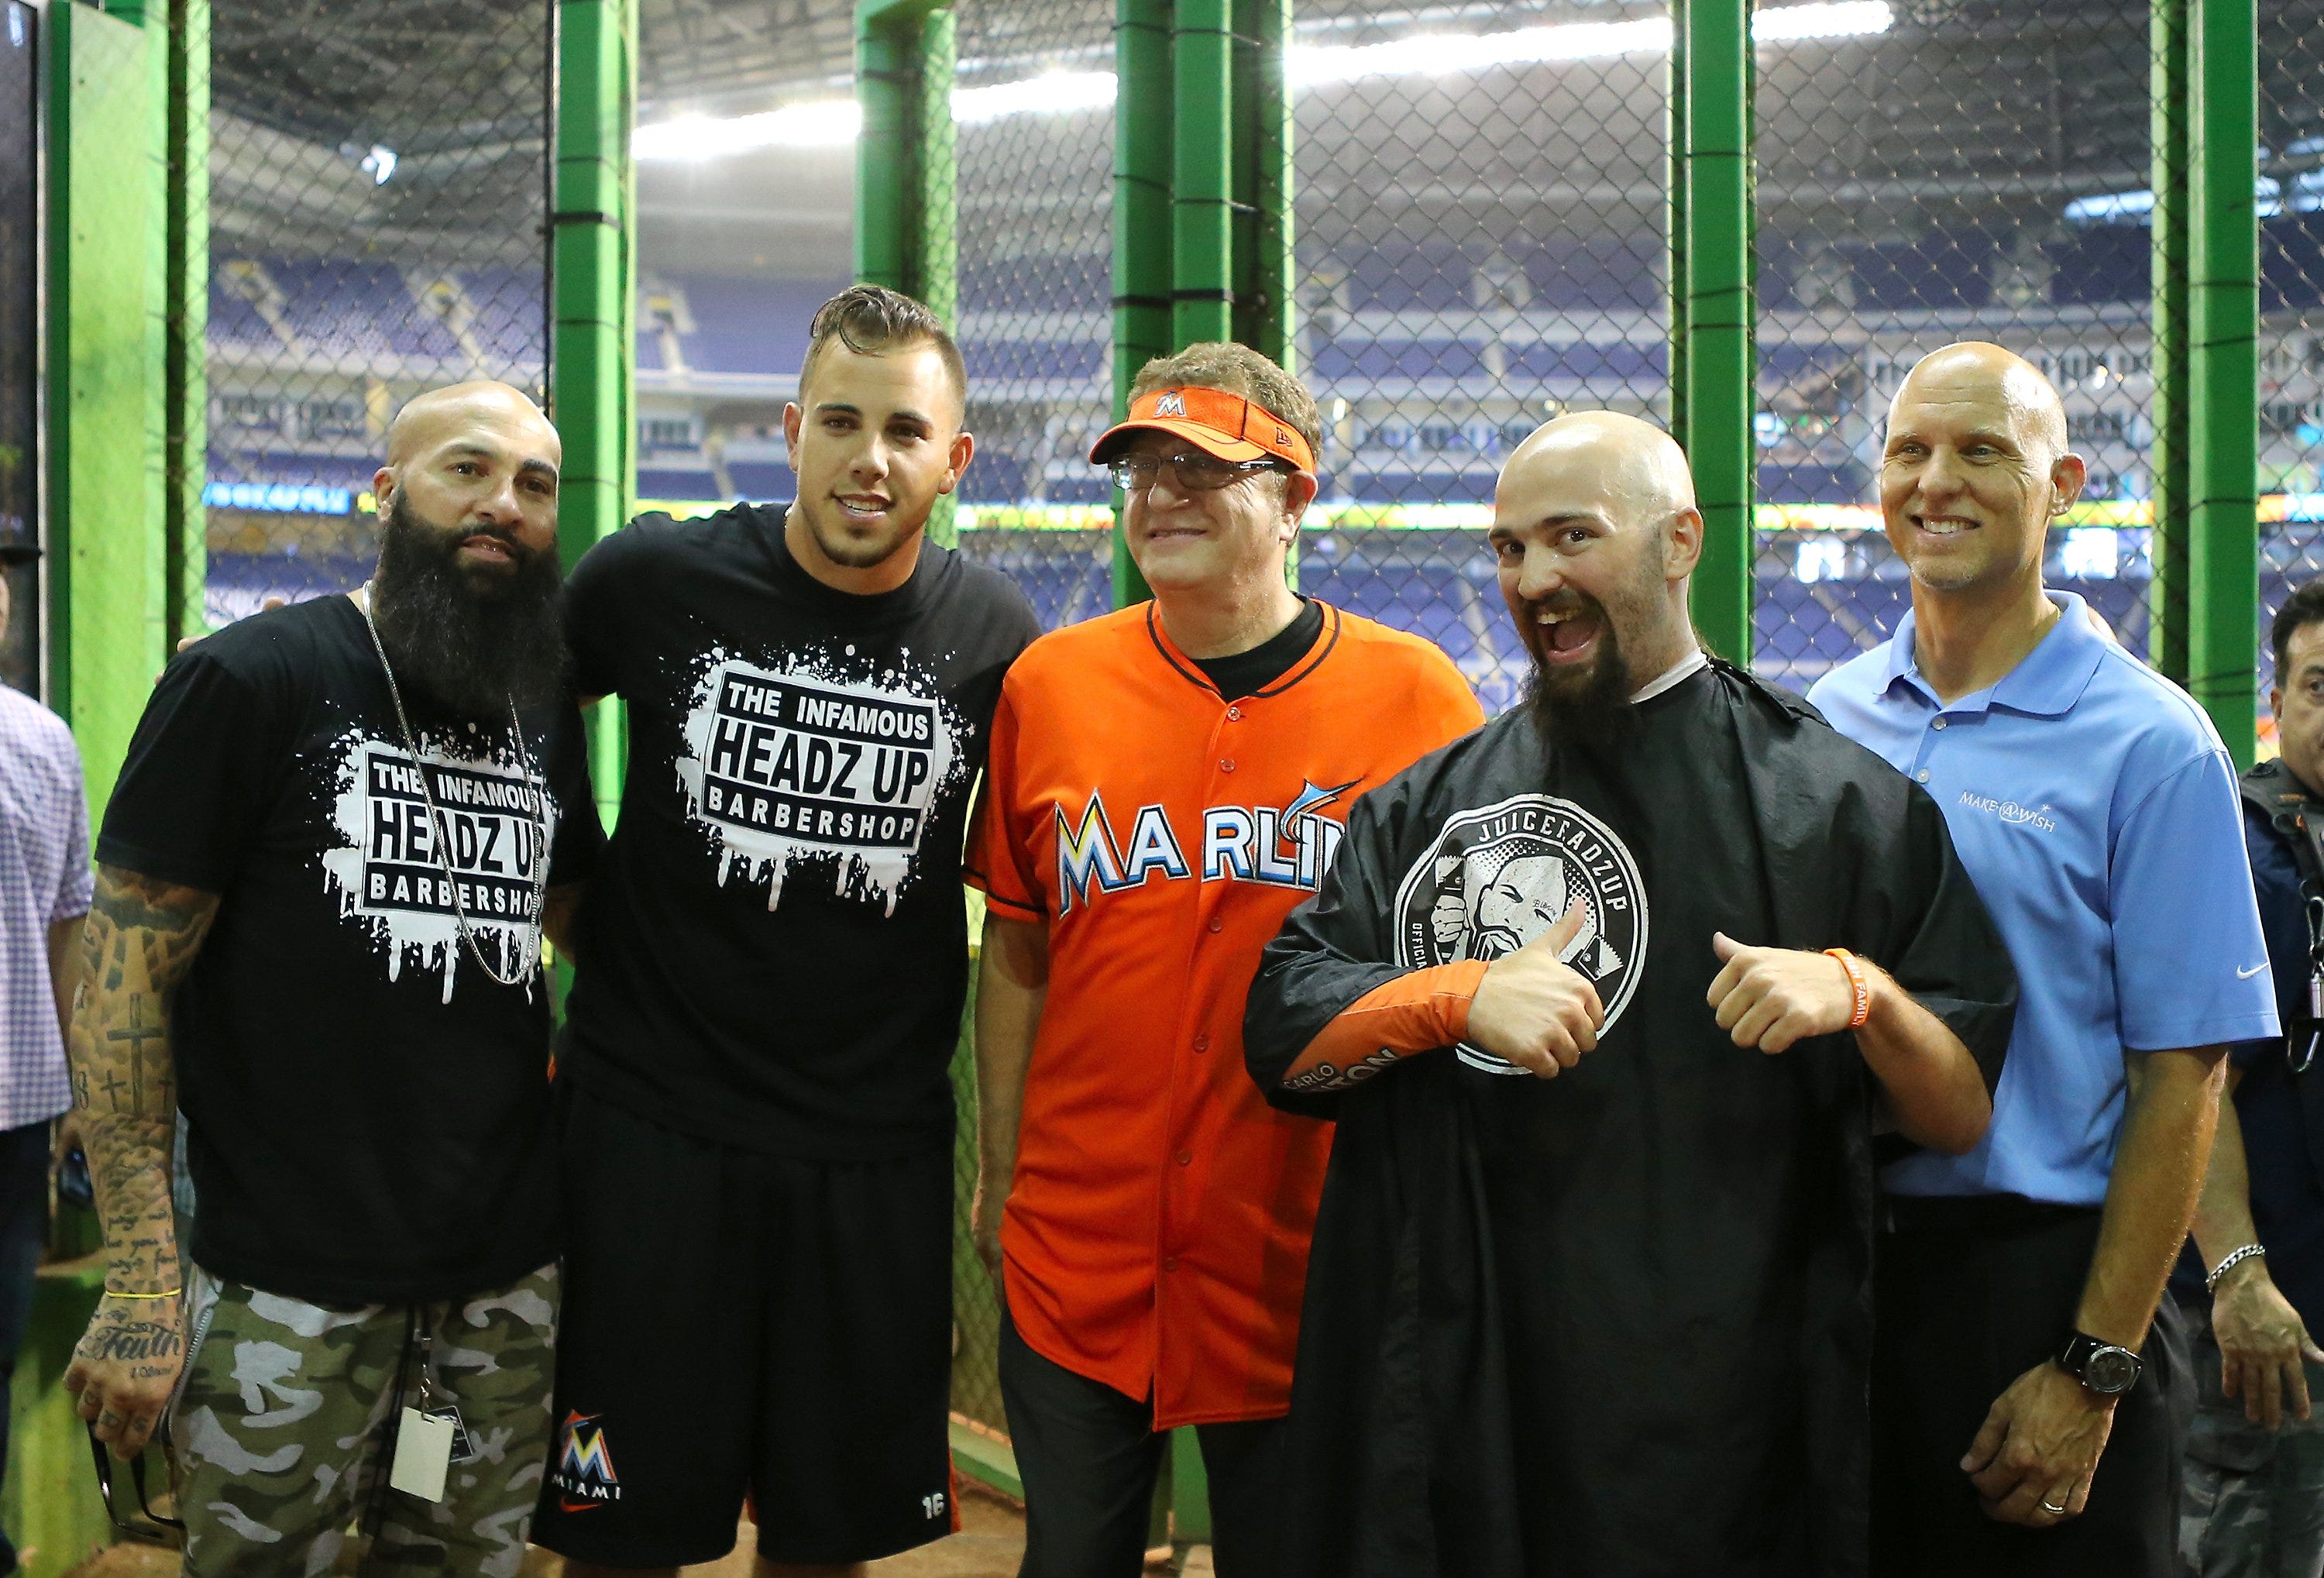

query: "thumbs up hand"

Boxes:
[1707, 933, 1864, 1054]
[1465, 899, 1608, 1078]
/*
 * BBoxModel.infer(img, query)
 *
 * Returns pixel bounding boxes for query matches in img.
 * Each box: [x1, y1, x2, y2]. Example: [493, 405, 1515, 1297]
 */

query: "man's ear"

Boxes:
[2272, 685, 2288, 725]
[1283, 470, 1320, 537]
[940, 430, 976, 497]
[782, 401, 803, 471]
[2048, 451, 2089, 516]
[1662, 507, 1705, 580]
[373, 466, 396, 527]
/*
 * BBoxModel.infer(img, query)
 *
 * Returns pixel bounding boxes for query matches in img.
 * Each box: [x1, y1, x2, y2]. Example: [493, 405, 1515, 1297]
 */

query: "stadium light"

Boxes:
[632, 2, 1892, 160]
[954, 70, 1117, 124]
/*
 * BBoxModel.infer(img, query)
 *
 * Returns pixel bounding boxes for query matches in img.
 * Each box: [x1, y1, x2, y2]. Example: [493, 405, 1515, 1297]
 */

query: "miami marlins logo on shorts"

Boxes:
[552, 1411, 623, 1511]
[1393, 792, 1648, 1074]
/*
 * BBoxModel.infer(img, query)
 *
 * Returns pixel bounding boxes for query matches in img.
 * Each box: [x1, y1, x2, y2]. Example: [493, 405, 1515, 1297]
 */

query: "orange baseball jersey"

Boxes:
[967, 600, 1485, 1427]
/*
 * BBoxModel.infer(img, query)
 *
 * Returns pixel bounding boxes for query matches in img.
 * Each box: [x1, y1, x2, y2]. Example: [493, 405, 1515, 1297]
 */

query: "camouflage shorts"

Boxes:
[2179, 1303, 2324, 1578]
[167, 1261, 559, 1578]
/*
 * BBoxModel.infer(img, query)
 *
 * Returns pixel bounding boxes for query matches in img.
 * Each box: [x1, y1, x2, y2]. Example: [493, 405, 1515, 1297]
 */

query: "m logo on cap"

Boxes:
[1155, 391, 1188, 417]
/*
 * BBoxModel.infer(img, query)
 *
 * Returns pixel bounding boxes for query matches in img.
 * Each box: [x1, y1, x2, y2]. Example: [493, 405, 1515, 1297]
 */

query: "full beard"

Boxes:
[368, 491, 568, 723]
[1524, 609, 1639, 755]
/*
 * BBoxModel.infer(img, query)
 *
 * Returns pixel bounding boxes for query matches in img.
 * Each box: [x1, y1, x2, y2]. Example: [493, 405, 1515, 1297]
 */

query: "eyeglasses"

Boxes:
[1109, 451, 1289, 494]
[88, 1422, 185, 1545]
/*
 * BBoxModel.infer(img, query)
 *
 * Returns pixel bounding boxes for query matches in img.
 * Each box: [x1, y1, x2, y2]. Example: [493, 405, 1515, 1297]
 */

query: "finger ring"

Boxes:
[2040, 1498, 2068, 1515]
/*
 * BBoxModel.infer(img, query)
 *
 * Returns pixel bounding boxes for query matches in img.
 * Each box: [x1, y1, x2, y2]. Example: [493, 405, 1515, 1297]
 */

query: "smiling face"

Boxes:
[1489, 413, 1701, 703]
[1120, 428, 1315, 596]
[1879, 344, 2084, 599]
[374, 381, 562, 586]
[782, 341, 971, 583]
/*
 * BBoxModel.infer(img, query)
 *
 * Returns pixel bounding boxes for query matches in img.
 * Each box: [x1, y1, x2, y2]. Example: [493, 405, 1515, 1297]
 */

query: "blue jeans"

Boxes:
[0, 1120, 53, 1576]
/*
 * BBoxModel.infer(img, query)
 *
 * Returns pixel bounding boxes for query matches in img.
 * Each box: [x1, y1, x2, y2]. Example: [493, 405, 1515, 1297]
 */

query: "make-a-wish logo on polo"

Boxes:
[676, 648, 964, 913]
[1394, 792, 1648, 1075]
[317, 730, 559, 1002]
[553, 1411, 621, 1512]
[1956, 789, 2058, 832]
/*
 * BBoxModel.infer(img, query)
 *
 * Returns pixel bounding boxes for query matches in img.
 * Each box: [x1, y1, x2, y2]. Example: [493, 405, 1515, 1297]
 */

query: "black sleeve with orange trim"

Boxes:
[1245, 787, 1457, 1115]
[963, 685, 1047, 923]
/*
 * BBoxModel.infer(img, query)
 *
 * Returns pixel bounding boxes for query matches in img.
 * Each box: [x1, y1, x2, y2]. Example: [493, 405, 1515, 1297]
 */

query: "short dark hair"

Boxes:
[2273, 579, 2324, 682]
[798, 284, 967, 415]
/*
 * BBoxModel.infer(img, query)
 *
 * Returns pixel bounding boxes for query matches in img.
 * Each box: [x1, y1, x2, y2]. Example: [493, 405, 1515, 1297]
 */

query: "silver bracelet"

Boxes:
[2206, 1243, 2267, 1292]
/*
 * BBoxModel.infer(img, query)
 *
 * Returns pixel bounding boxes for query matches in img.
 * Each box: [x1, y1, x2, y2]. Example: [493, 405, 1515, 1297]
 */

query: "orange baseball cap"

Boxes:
[1088, 386, 1317, 475]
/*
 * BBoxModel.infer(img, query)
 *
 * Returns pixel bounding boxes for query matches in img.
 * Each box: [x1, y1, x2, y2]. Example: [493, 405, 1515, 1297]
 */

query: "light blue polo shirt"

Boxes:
[1810, 590, 2278, 1205]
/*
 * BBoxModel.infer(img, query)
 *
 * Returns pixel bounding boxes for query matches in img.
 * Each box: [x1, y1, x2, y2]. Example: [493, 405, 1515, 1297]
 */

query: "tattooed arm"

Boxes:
[63, 865, 221, 1457]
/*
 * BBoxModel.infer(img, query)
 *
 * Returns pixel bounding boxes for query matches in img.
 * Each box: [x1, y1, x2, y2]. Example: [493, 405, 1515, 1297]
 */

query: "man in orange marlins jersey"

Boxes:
[966, 342, 1483, 1576]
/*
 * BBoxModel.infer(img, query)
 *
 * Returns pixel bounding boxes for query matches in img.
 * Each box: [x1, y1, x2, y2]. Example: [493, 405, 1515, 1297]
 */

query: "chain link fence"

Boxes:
[202, 0, 552, 633]
[1293, 1, 1669, 717]
[1752, 0, 2155, 692]
[2259, 1, 2324, 740]
[946, 0, 1118, 1442]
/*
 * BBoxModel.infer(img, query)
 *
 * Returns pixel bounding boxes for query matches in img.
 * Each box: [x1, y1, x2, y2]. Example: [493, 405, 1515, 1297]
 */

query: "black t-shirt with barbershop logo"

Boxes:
[96, 594, 602, 1305]
[560, 502, 1040, 1157]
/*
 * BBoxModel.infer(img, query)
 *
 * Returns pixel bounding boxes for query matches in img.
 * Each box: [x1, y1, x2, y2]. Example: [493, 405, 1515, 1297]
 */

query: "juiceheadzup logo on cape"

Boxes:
[553, 1411, 621, 1511]
[1394, 792, 1648, 1075]
[676, 648, 965, 913]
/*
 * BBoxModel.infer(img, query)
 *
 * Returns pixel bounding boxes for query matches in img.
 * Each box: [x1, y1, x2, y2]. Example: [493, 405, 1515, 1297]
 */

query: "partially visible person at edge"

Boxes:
[0, 551, 91, 1576]
[60, 380, 601, 1576]
[1810, 341, 2278, 1576]
[965, 342, 1483, 1577]
[531, 287, 1040, 1578]
[2170, 579, 2324, 1577]
[1242, 411, 2016, 1576]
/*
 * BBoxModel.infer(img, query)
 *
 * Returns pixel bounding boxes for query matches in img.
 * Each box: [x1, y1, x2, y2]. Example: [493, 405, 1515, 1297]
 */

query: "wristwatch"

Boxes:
[2055, 1332, 2144, 1396]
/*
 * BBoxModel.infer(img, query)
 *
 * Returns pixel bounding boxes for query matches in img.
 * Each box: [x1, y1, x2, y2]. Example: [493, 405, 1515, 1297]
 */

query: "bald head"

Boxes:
[1490, 411, 1704, 706]
[1878, 341, 2086, 603]
[387, 380, 560, 469]
[1502, 411, 1698, 526]
[1889, 342, 2068, 463]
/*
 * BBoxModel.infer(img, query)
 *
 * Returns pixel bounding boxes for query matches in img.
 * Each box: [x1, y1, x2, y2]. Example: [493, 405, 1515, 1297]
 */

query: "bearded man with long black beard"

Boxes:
[64, 380, 601, 1575]
[1243, 411, 2020, 1577]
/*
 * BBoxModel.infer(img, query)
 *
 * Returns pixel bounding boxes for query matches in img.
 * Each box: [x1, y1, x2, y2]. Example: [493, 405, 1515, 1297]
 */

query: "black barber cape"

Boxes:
[1243, 659, 2016, 1578]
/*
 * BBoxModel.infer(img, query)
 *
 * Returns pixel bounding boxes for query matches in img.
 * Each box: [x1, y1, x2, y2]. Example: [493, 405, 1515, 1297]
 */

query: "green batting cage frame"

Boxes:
[844, 0, 2272, 1545]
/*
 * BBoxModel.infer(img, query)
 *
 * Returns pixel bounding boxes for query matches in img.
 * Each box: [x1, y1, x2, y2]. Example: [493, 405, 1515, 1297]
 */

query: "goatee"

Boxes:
[1525, 611, 1637, 755]
[369, 491, 568, 722]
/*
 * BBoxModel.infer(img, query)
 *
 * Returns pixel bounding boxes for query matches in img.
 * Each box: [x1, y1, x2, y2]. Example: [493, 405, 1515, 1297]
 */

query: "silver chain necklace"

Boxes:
[359, 593, 549, 988]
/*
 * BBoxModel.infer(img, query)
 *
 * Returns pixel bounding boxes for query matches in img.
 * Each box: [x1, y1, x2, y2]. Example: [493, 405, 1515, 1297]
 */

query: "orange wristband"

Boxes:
[1824, 947, 1872, 1029]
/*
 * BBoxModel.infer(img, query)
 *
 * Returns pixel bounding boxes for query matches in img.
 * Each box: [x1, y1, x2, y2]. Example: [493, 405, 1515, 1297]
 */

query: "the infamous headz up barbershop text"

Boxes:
[320, 737, 559, 999]
[678, 654, 963, 912]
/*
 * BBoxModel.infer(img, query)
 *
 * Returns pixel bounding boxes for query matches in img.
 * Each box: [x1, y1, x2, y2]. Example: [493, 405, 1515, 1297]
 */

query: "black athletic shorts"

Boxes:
[530, 1078, 957, 1567]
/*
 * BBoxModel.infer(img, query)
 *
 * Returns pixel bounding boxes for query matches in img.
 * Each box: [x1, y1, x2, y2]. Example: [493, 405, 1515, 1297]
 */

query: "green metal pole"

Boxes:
[1666, 11, 1690, 445]
[165, 0, 210, 647]
[1172, 0, 1232, 350]
[2185, 0, 2258, 763]
[1674, 0, 1753, 665]
[553, 0, 638, 823]
[2149, 0, 2191, 684]
[854, 2, 956, 542]
[49, 0, 169, 813]
[1232, 0, 1291, 368]
[1113, 0, 1171, 607]
[854, 1, 917, 292]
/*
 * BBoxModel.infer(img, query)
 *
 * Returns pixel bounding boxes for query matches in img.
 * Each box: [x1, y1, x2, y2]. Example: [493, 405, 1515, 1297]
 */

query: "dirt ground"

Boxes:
[57, 1488, 1034, 1578]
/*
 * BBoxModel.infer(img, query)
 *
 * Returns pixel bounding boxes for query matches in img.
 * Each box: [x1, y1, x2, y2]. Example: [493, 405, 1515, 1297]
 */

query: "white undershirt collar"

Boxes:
[1628, 646, 1709, 704]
